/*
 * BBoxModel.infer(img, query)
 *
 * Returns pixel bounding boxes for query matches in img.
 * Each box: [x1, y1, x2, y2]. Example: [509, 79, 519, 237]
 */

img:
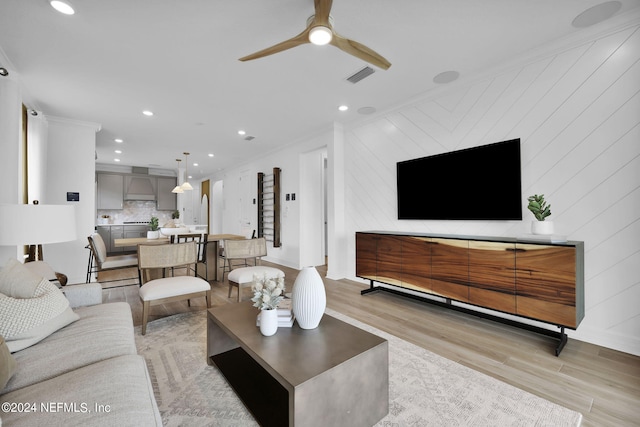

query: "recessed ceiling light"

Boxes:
[572, 1, 621, 28]
[142, 110, 154, 116]
[338, 105, 349, 112]
[208, 153, 215, 157]
[115, 150, 122, 154]
[114, 138, 123, 143]
[433, 70, 460, 84]
[238, 130, 246, 135]
[193, 163, 198, 167]
[114, 158, 120, 162]
[50, 1, 75, 15]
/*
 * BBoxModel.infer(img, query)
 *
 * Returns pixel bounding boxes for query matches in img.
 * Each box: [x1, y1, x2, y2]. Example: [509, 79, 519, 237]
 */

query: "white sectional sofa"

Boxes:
[0, 261, 161, 426]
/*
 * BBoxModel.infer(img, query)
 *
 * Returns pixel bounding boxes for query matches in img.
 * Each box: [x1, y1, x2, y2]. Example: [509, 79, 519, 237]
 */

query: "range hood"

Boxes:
[124, 176, 156, 201]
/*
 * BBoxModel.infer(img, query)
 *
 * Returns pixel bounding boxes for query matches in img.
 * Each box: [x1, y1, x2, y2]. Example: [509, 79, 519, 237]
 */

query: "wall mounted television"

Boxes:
[397, 138, 522, 220]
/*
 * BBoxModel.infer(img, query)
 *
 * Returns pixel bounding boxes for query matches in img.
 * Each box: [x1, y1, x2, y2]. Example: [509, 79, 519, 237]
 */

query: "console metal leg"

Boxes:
[555, 326, 568, 356]
[361, 280, 380, 295]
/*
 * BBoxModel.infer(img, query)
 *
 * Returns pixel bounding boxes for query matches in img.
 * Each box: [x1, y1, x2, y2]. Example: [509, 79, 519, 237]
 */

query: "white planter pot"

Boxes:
[259, 309, 278, 336]
[147, 230, 160, 239]
[531, 221, 554, 235]
[292, 266, 326, 329]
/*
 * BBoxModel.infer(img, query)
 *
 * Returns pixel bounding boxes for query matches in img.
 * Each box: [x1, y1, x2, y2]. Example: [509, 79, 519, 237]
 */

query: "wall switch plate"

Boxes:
[291, 193, 295, 201]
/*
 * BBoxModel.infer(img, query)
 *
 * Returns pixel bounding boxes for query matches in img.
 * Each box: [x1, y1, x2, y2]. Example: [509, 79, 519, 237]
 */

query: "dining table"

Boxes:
[113, 233, 245, 281]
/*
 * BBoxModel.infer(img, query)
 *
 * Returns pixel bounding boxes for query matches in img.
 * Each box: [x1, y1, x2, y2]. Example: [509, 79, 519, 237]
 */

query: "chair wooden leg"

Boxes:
[237, 284, 242, 302]
[141, 300, 150, 335]
[228, 284, 233, 298]
[206, 290, 212, 308]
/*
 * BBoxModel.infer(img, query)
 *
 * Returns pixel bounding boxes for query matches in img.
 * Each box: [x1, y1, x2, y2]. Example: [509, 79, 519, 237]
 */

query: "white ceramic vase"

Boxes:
[531, 220, 554, 235]
[292, 266, 326, 329]
[259, 309, 278, 336]
[147, 230, 159, 239]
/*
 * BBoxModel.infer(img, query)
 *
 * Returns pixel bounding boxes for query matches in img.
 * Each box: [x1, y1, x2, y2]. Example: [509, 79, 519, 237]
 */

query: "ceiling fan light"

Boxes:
[309, 26, 332, 45]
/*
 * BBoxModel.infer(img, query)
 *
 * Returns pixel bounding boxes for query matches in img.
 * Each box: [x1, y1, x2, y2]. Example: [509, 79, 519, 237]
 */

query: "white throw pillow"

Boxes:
[0, 258, 43, 299]
[0, 279, 79, 353]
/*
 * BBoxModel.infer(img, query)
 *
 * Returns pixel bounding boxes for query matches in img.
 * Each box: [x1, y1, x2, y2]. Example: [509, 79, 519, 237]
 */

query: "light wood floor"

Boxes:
[98, 262, 639, 427]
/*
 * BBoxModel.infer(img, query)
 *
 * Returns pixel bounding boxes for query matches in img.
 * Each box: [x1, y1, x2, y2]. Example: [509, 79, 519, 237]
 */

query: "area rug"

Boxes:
[134, 309, 582, 427]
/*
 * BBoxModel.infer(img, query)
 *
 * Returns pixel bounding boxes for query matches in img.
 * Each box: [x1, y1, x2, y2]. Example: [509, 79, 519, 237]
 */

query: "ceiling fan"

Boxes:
[239, 0, 391, 70]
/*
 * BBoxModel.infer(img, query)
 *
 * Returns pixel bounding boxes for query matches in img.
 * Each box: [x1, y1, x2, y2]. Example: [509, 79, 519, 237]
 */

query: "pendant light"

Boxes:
[181, 152, 194, 191]
[171, 159, 184, 193]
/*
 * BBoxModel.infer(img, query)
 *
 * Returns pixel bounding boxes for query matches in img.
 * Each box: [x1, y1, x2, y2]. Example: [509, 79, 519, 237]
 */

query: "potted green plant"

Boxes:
[147, 216, 160, 239]
[527, 194, 553, 235]
[172, 210, 180, 220]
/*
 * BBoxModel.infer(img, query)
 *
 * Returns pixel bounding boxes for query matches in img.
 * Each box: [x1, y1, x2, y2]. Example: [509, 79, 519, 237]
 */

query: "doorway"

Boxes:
[299, 147, 327, 268]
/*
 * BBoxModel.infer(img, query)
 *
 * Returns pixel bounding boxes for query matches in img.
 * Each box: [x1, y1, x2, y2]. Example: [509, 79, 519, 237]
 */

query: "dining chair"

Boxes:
[170, 232, 209, 280]
[137, 241, 211, 334]
[223, 237, 284, 301]
[86, 233, 138, 286]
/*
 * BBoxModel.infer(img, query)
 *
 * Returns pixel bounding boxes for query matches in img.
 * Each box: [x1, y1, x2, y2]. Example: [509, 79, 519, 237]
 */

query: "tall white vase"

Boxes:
[292, 266, 326, 329]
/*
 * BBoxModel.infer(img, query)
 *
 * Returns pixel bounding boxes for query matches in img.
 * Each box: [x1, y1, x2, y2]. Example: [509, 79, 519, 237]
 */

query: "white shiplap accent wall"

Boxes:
[344, 23, 640, 355]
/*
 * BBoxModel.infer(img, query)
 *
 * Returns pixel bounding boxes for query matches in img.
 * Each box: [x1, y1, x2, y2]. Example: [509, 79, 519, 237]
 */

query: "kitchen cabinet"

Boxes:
[122, 225, 148, 252]
[109, 226, 124, 254]
[156, 177, 177, 210]
[97, 174, 124, 209]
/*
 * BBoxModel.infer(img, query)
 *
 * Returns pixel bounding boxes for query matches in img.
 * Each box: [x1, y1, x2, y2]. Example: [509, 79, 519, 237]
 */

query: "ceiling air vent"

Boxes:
[244, 135, 255, 141]
[346, 66, 375, 84]
[132, 166, 149, 174]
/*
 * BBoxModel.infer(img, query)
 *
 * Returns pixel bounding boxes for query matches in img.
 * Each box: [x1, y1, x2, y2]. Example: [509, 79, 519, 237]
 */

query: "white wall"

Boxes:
[0, 75, 22, 263]
[42, 117, 99, 284]
[208, 131, 334, 269]
[342, 20, 640, 355]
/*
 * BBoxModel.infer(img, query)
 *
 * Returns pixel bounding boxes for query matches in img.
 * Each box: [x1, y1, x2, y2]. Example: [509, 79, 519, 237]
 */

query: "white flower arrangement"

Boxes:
[251, 272, 285, 311]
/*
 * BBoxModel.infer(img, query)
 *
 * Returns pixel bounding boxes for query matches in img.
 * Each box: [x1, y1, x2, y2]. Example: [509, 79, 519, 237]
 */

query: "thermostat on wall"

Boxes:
[67, 192, 80, 202]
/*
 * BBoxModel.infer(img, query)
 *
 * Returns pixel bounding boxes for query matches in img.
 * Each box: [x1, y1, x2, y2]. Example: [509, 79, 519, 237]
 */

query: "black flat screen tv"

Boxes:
[397, 139, 522, 220]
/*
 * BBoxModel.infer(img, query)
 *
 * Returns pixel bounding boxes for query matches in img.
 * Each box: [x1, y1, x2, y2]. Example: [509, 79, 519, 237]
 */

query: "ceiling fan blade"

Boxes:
[239, 28, 310, 62]
[313, 0, 333, 26]
[330, 33, 391, 70]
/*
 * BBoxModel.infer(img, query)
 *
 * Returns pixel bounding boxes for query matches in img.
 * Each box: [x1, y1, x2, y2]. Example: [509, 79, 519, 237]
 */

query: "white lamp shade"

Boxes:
[172, 185, 184, 194]
[0, 204, 77, 246]
[181, 181, 193, 191]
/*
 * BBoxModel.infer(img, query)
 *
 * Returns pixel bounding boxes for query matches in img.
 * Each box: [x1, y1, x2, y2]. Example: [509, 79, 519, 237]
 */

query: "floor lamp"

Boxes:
[0, 203, 77, 262]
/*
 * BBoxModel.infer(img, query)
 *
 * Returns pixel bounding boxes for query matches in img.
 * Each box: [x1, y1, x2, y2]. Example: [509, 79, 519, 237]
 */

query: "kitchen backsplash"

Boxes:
[97, 201, 177, 226]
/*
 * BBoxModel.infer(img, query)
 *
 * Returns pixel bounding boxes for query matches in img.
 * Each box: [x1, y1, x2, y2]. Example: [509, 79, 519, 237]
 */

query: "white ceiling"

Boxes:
[1, 0, 638, 179]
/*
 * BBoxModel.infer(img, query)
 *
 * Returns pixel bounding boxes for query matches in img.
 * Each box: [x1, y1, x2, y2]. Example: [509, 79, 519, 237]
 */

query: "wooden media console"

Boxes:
[356, 231, 584, 355]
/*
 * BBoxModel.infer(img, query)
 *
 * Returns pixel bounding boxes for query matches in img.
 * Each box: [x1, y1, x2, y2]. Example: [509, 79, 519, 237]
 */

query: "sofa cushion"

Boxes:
[0, 258, 43, 298]
[0, 335, 17, 390]
[0, 277, 79, 353]
[3, 302, 136, 394]
[0, 354, 162, 427]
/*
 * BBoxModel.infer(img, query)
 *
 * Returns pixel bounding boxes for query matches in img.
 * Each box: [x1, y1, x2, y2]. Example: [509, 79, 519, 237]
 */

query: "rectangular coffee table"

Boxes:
[207, 301, 388, 427]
